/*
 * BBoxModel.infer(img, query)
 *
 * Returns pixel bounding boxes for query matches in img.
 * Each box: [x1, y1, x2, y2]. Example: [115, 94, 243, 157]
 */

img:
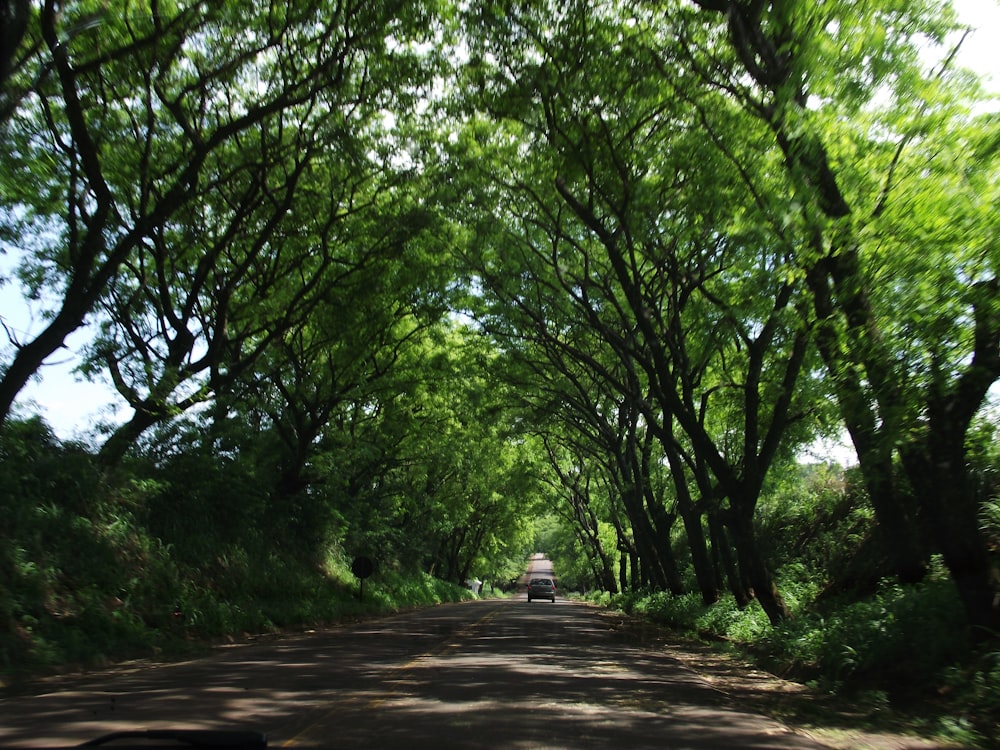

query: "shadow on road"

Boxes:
[0, 599, 860, 749]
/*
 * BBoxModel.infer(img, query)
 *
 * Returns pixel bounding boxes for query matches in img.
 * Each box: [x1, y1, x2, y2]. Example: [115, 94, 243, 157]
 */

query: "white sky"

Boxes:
[2, 0, 999, 445]
[953, 0, 1000, 93]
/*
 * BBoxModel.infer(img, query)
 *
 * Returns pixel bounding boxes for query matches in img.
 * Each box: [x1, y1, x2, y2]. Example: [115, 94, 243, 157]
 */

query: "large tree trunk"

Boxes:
[0, 303, 94, 427]
[639, 427, 685, 596]
[806, 259, 930, 585]
[98, 408, 163, 468]
[0, 8, 120, 428]
[903, 422, 1000, 641]
[0, 0, 29, 91]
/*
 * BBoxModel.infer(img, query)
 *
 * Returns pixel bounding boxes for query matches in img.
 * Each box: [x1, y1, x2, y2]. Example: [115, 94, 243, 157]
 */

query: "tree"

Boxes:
[0, 0, 28, 95]
[688, 0, 1000, 639]
[541, 439, 619, 593]
[454, 0, 820, 623]
[0, 0, 442, 430]
[93, 121, 341, 465]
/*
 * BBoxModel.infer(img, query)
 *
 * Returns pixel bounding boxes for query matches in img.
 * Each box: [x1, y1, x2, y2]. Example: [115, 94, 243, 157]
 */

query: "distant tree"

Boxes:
[454, 0, 820, 623]
[540, 440, 619, 594]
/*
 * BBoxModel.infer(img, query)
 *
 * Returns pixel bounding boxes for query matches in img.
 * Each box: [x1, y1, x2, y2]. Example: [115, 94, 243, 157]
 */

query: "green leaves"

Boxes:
[3, 0, 999, 636]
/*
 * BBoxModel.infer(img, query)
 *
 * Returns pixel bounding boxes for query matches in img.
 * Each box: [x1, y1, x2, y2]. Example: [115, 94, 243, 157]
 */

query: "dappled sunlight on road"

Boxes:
[277, 601, 824, 749]
[1, 599, 830, 749]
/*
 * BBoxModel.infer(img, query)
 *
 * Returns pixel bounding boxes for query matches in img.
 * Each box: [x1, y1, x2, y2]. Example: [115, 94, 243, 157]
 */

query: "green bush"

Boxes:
[632, 591, 704, 628]
[773, 571, 967, 690]
[941, 648, 999, 745]
[594, 563, 972, 699]
[0, 416, 479, 677]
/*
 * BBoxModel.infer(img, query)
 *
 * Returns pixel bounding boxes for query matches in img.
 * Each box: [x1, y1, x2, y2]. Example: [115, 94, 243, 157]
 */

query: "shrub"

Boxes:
[940, 648, 999, 746]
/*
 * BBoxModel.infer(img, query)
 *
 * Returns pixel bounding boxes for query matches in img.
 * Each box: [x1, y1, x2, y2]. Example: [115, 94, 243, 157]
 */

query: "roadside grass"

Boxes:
[0, 533, 475, 690]
[0, 418, 479, 687]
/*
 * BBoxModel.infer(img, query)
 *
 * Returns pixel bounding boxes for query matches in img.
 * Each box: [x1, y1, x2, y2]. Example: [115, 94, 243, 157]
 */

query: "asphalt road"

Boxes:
[1, 561, 830, 749]
[524, 554, 556, 583]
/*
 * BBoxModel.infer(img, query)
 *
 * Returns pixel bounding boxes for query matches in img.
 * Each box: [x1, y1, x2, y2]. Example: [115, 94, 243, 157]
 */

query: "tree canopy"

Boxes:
[2, 0, 999, 664]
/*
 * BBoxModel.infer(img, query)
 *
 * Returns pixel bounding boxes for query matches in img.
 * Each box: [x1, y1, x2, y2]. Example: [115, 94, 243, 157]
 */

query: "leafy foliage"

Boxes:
[1, 0, 998, 741]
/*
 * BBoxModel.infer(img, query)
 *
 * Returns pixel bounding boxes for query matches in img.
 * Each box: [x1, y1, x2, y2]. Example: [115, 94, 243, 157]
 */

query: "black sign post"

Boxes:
[351, 556, 375, 601]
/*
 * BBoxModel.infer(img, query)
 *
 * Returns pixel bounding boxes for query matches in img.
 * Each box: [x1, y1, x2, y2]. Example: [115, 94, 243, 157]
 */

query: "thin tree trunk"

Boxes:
[662, 433, 719, 604]
[727, 497, 790, 625]
[709, 508, 750, 608]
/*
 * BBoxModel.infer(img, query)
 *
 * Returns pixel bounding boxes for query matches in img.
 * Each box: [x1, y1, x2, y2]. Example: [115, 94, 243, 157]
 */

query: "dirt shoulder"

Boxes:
[597, 610, 971, 750]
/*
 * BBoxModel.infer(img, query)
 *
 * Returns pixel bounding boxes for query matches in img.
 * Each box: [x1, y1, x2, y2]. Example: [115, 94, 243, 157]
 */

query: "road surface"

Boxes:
[2, 561, 829, 749]
[524, 553, 555, 583]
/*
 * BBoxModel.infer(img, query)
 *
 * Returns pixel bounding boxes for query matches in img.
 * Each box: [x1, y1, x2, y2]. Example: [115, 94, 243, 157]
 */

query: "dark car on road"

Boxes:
[527, 578, 556, 602]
